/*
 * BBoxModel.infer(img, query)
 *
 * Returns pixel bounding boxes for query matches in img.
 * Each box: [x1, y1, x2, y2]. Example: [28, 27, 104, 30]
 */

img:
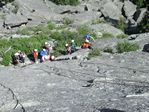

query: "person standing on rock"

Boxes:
[33, 49, 39, 64]
[70, 39, 77, 53]
[82, 33, 95, 49]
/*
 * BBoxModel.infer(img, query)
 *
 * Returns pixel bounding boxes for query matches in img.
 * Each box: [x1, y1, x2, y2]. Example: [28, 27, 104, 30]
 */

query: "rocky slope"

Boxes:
[0, 0, 149, 112]
[0, 0, 148, 35]
[0, 33, 149, 112]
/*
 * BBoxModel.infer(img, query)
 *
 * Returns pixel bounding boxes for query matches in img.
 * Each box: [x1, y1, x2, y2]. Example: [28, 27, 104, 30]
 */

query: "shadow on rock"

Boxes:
[99, 108, 125, 112]
[142, 43, 149, 52]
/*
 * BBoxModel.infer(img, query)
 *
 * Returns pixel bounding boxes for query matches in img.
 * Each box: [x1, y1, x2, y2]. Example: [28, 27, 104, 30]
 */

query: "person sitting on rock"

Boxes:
[65, 43, 72, 54]
[40, 48, 47, 62]
[19, 51, 26, 64]
[33, 49, 39, 64]
[44, 42, 53, 56]
[13, 52, 20, 65]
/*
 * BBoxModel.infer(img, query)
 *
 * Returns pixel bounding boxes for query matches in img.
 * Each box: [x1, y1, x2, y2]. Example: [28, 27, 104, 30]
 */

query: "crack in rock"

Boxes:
[0, 83, 26, 112]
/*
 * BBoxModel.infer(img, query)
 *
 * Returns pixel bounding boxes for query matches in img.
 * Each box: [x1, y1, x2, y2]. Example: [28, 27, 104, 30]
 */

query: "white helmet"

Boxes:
[34, 49, 38, 51]
[43, 49, 46, 51]
[45, 42, 48, 45]
[71, 40, 74, 43]
[51, 55, 55, 61]
[65, 43, 68, 47]
[85, 39, 90, 43]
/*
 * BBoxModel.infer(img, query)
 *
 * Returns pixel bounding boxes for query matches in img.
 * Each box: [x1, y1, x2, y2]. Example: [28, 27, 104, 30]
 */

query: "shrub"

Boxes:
[63, 17, 74, 25]
[116, 34, 128, 39]
[102, 32, 114, 38]
[88, 48, 101, 58]
[17, 24, 50, 35]
[116, 41, 139, 53]
[0, 34, 50, 65]
[47, 21, 56, 30]
[77, 25, 92, 37]
[103, 47, 113, 54]
[91, 19, 105, 24]
[117, 17, 127, 32]
[50, 0, 79, 5]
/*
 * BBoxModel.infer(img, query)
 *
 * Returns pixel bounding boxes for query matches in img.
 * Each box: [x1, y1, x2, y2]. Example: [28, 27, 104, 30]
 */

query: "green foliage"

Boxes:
[77, 25, 92, 37]
[88, 48, 101, 58]
[50, 30, 81, 56]
[131, 0, 147, 8]
[102, 32, 114, 38]
[103, 47, 113, 54]
[47, 21, 56, 30]
[91, 19, 106, 25]
[50, 0, 79, 5]
[1, 52, 13, 66]
[0, 34, 49, 65]
[17, 24, 50, 35]
[116, 34, 128, 39]
[117, 17, 127, 32]
[116, 41, 139, 53]
[63, 17, 74, 25]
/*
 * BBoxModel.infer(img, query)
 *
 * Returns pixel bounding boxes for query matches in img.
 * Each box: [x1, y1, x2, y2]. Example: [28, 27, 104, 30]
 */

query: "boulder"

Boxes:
[123, 0, 137, 18]
[72, 11, 102, 25]
[4, 13, 28, 28]
[100, 1, 122, 24]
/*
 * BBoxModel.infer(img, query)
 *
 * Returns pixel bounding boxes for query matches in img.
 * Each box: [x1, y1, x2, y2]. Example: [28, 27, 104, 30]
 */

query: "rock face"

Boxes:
[90, 23, 124, 36]
[0, 0, 148, 34]
[0, 33, 149, 112]
[100, 1, 122, 24]
[123, 0, 137, 18]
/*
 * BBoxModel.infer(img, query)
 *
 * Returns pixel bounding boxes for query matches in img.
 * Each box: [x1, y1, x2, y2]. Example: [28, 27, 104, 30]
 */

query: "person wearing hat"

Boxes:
[65, 43, 71, 54]
[33, 49, 39, 64]
[40, 48, 47, 62]
[13, 52, 20, 65]
[44, 42, 53, 56]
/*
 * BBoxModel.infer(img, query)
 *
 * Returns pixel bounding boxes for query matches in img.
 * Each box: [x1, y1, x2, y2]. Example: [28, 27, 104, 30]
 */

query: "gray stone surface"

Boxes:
[100, 1, 122, 22]
[123, 0, 137, 18]
[90, 23, 124, 36]
[0, 33, 149, 112]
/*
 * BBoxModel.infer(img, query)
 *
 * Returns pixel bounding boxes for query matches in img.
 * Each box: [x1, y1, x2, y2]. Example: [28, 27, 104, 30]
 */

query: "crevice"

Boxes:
[0, 83, 26, 112]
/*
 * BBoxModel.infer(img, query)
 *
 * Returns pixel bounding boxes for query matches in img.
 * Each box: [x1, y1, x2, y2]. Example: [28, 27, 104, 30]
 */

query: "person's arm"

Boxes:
[91, 36, 95, 42]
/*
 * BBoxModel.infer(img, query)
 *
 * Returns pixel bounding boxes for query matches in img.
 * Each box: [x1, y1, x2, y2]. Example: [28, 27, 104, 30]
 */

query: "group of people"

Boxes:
[13, 33, 95, 65]
[65, 33, 95, 54]
[33, 42, 55, 64]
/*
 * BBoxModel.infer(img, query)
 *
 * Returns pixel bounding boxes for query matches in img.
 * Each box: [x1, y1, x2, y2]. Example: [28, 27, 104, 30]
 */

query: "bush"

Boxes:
[0, 34, 50, 65]
[102, 32, 114, 38]
[17, 24, 50, 35]
[47, 21, 56, 30]
[117, 17, 127, 32]
[116, 34, 128, 39]
[116, 41, 139, 53]
[63, 17, 74, 25]
[88, 48, 101, 58]
[50, 0, 79, 5]
[103, 47, 113, 54]
[91, 19, 106, 24]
